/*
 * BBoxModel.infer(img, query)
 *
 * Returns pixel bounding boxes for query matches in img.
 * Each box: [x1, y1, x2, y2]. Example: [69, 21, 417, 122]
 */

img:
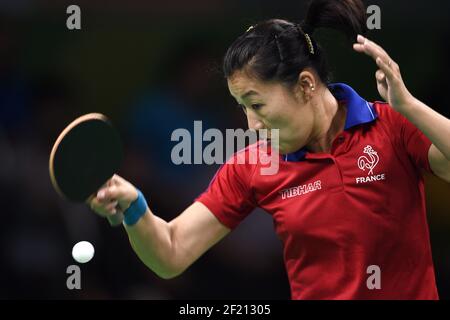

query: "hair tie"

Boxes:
[246, 25, 255, 33]
[296, 25, 315, 55]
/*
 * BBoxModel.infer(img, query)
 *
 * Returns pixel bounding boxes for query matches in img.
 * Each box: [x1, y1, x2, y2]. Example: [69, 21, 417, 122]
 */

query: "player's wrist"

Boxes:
[123, 189, 148, 226]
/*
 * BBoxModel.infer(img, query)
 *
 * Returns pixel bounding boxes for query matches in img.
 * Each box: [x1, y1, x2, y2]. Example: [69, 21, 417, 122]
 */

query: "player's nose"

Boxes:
[247, 112, 265, 131]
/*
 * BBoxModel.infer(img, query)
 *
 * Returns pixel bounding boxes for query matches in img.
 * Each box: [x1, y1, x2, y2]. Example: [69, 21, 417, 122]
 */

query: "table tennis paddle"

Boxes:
[49, 113, 124, 226]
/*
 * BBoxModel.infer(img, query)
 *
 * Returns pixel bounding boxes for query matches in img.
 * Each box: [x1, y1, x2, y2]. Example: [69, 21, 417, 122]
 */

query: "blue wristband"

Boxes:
[124, 189, 148, 226]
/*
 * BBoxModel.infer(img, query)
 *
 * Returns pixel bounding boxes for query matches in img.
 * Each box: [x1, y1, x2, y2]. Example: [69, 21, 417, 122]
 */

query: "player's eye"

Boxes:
[251, 104, 264, 111]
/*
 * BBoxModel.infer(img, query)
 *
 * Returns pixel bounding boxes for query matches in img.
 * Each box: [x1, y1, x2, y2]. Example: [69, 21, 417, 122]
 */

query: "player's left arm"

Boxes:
[353, 34, 450, 183]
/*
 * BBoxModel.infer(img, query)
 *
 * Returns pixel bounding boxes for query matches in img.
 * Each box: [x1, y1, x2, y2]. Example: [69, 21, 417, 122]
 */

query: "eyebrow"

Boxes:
[241, 90, 259, 100]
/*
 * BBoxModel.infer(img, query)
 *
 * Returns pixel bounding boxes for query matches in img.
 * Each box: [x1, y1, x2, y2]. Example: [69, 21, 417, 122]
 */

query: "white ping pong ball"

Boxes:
[72, 241, 95, 264]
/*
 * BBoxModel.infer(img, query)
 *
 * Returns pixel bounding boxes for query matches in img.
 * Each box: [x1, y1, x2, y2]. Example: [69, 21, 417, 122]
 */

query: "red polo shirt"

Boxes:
[196, 83, 438, 300]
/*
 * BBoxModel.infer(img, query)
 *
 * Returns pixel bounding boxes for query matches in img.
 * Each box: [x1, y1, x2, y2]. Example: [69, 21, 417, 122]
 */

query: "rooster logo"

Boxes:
[357, 145, 379, 175]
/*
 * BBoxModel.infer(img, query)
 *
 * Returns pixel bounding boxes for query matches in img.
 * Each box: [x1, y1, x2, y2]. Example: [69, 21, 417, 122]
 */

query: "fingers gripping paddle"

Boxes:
[49, 113, 124, 226]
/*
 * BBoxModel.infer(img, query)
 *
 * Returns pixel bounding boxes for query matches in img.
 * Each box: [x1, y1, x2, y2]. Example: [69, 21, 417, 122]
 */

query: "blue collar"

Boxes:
[283, 83, 378, 162]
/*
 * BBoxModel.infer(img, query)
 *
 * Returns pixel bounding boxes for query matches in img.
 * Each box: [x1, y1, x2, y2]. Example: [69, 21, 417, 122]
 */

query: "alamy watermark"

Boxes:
[366, 265, 381, 290]
[66, 4, 382, 31]
[66, 5, 81, 30]
[66, 265, 81, 290]
[171, 121, 280, 175]
[367, 5, 381, 30]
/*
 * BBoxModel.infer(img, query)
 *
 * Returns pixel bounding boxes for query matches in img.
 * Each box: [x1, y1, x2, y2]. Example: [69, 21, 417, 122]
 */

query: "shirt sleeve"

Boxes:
[399, 111, 433, 173]
[379, 102, 433, 172]
[195, 155, 257, 229]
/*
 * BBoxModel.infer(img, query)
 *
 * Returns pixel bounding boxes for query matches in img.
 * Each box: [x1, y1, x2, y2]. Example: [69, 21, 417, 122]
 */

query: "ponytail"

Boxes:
[223, 0, 368, 85]
[303, 0, 367, 39]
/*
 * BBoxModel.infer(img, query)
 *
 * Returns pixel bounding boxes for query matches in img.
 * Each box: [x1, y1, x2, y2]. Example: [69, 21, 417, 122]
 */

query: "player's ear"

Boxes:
[111, 174, 121, 185]
[107, 178, 114, 187]
[295, 69, 316, 102]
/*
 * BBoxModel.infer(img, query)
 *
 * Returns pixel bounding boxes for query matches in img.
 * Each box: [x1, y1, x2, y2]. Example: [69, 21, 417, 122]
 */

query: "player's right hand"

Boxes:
[88, 174, 139, 218]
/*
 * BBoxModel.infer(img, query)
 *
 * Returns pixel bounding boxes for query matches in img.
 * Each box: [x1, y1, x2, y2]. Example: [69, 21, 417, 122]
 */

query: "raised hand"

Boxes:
[353, 34, 414, 112]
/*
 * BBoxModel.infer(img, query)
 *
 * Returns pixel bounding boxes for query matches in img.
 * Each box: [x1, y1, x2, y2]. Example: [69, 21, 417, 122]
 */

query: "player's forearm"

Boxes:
[398, 97, 450, 161]
[124, 210, 183, 279]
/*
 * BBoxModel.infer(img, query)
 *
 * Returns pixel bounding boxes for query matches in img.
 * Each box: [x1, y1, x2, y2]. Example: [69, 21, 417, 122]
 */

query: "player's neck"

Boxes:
[306, 89, 346, 154]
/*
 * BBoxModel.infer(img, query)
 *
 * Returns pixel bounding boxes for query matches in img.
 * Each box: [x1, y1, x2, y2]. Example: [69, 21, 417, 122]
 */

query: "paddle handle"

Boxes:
[107, 211, 124, 227]
[87, 195, 124, 227]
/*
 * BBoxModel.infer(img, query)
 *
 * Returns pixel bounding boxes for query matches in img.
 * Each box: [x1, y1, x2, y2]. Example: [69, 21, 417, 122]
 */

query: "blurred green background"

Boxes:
[0, 0, 449, 299]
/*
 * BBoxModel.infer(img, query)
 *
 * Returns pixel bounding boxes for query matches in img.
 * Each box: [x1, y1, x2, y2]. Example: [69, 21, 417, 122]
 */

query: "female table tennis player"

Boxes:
[90, 0, 450, 299]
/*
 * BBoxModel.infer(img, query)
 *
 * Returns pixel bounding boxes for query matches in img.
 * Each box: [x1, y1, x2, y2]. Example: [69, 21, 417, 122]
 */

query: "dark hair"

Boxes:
[223, 0, 367, 87]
